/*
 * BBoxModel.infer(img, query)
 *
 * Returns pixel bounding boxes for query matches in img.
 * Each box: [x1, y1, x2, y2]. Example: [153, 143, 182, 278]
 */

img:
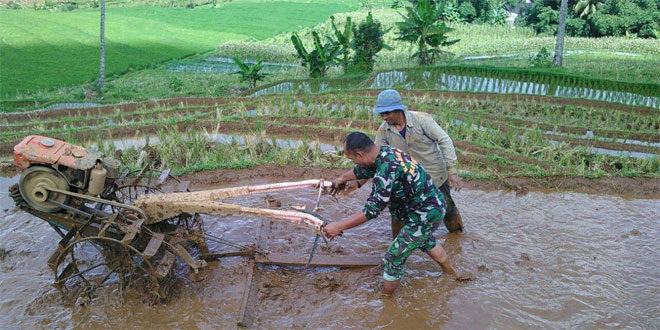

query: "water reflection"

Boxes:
[251, 70, 659, 109]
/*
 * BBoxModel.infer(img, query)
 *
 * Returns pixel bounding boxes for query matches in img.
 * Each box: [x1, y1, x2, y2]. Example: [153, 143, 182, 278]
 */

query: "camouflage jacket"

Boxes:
[353, 146, 445, 226]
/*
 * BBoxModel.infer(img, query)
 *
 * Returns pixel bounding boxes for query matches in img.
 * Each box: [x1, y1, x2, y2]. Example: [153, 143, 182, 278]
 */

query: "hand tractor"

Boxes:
[8, 135, 339, 307]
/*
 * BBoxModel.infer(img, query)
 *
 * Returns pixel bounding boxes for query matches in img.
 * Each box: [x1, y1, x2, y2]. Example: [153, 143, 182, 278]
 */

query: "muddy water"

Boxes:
[1, 175, 658, 329]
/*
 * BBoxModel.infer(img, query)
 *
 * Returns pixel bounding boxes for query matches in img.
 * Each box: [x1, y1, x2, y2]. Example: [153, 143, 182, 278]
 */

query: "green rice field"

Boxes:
[0, 0, 359, 97]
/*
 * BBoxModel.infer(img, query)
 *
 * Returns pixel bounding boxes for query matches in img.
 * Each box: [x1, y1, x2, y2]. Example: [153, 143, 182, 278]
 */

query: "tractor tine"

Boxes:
[305, 233, 321, 269]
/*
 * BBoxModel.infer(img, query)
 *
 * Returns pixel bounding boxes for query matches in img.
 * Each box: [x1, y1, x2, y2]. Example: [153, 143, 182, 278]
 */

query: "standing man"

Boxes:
[373, 89, 464, 235]
[324, 132, 469, 294]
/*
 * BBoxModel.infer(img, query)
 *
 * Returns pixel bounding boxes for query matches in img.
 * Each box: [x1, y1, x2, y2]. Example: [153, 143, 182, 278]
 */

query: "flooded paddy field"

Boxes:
[1, 167, 658, 329]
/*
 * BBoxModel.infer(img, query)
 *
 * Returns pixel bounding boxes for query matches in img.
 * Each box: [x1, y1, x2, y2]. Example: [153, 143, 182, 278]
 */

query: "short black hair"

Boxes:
[344, 132, 375, 154]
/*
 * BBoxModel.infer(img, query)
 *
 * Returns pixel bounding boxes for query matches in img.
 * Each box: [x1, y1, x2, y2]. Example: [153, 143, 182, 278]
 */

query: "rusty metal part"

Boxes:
[45, 186, 147, 219]
[52, 232, 159, 305]
[19, 166, 71, 212]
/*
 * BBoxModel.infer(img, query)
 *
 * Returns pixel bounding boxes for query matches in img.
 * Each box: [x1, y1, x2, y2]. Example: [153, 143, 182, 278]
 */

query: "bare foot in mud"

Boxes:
[454, 272, 474, 282]
[376, 291, 394, 299]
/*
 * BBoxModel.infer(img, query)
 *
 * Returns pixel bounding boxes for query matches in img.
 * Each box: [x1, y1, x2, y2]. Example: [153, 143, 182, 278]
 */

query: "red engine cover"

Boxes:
[13, 135, 99, 170]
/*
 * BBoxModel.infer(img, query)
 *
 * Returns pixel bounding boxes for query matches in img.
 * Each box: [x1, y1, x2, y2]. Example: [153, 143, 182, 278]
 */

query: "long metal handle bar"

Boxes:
[139, 179, 333, 203]
[134, 179, 333, 225]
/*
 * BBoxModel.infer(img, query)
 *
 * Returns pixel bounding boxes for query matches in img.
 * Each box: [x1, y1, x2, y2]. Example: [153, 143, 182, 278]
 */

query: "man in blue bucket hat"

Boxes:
[360, 89, 464, 236]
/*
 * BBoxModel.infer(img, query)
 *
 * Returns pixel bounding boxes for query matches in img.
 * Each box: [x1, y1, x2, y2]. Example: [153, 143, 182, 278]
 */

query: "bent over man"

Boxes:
[373, 89, 464, 235]
[324, 132, 468, 294]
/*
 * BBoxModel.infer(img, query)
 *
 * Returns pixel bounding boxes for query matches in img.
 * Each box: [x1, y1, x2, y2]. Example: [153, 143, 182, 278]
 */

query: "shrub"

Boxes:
[458, 1, 477, 22]
[349, 12, 388, 73]
[169, 77, 183, 91]
[4, 1, 21, 9]
[528, 47, 552, 67]
[440, 0, 464, 22]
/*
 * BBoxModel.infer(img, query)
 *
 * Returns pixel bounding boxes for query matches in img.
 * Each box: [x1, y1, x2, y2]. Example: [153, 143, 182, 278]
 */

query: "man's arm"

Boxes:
[423, 117, 463, 190]
[325, 163, 395, 238]
[374, 125, 388, 147]
[330, 169, 358, 195]
[324, 211, 367, 239]
[333, 169, 357, 186]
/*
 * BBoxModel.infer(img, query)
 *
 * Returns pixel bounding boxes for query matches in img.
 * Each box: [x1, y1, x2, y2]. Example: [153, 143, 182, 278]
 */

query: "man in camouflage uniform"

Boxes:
[324, 132, 469, 294]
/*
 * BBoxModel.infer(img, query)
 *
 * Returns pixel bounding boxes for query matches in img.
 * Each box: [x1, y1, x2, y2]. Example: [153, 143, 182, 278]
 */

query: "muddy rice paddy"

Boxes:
[1, 167, 658, 329]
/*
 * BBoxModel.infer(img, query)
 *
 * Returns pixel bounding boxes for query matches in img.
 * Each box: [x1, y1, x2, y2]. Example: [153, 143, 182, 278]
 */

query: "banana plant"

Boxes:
[395, 0, 459, 66]
[330, 15, 352, 73]
[232, 57, 269, 89]
[291, 31, 340, 78]
[574, 0, 602, 18]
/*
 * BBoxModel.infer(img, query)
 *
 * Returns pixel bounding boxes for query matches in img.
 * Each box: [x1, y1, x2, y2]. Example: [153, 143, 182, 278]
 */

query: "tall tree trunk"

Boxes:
[99, 0, 105, 96]
[553, 0, 568, 67]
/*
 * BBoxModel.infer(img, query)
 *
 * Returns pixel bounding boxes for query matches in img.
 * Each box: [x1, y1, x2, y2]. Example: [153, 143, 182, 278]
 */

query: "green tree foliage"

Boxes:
[408, 0, 512, 24]
[349, 12, 389, 73]
[232, 57, 269, 89]
[521, 0, 660, 38]
[458, 1, 477, 21]
[396, 0, 460, 65]
[574, 0, 603, 17]
[330, 15, 353, 73]
[291, 31, 340, 78]
[439, 0, 464, 22]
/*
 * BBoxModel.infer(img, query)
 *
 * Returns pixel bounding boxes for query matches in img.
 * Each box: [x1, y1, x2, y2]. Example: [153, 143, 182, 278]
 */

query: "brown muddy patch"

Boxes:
[1, 172, 658, 328]
[183, 164, 660, 197]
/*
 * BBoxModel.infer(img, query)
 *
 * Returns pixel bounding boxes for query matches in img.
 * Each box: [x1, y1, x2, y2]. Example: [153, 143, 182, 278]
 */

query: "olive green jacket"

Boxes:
[374, 111, 458, 186]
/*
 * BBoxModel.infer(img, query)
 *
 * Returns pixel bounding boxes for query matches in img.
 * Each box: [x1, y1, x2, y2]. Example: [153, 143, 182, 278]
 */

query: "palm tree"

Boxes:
[574, 0, 602, 18]
[553, 0, 568, 67]
[395, 0, 459, 66]
[99, 0, 105, 96]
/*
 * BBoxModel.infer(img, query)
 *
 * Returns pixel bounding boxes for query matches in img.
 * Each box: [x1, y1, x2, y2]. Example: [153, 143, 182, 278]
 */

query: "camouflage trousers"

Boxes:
[391, 180, 462, 237]
[383, 207, 444, 281]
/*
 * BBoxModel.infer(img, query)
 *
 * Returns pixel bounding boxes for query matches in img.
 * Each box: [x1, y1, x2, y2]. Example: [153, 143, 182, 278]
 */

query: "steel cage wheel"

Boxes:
[53, 236, 159, 306]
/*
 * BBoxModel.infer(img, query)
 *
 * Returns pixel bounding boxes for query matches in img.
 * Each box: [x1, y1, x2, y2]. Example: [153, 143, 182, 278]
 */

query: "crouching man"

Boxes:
[323, 132, 470, 294]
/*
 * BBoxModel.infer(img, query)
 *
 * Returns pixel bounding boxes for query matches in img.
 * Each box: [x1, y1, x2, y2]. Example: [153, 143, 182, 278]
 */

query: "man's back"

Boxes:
[353, 145, 445, 226]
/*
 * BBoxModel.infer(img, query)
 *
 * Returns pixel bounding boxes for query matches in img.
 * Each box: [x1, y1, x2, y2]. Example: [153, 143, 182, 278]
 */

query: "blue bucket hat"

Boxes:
[373, 89, 407, 114]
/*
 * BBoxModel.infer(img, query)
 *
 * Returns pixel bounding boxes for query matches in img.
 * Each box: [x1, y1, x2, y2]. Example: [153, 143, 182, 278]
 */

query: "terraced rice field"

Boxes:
[3, 88, 658, 189]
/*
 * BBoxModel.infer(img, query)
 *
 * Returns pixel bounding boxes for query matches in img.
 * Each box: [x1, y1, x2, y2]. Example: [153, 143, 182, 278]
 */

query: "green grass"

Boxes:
[463, 51, 660, 85]
[2, 4, 659, 110]
[0, 0, 358, 97]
